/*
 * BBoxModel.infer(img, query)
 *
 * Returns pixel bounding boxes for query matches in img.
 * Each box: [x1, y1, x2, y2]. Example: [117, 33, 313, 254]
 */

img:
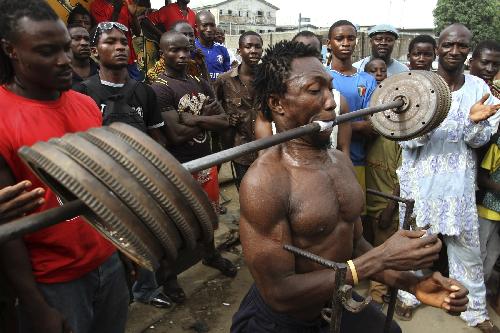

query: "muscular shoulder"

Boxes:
[240, 147, 289, 210]
[328, 148, 356, 174]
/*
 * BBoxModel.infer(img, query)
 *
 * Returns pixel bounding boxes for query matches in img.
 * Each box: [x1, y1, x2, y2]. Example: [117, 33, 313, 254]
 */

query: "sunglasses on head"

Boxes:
[92, 21, 129, 44]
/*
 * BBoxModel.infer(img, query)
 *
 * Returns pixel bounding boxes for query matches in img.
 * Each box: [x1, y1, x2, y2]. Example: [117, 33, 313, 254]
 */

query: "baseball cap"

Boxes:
[368, 24, 399, 39]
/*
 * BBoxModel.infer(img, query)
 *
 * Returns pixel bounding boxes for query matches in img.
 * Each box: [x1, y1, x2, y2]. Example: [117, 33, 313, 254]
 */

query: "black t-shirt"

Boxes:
[71, 60, 100, 87]
[151, 73, 215, 163]
[73, 75, 164, 131]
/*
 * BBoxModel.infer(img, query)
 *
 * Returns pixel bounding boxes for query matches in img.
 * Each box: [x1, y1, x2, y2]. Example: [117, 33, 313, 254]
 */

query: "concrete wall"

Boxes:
[225, 30, 426, 63]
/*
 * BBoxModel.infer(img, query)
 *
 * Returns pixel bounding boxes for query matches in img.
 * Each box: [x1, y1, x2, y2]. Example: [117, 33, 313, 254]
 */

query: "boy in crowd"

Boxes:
[407, 34, 436, 71]
[470, 40, 500, 99]
[477, 135, 500, 316]
[293, 30, 352, 154]
[68, 24, 99, 85]
[327, 20, 377, 240]
[215, 27, 240, 68]
[147, 21, 209, 83]
[0, 1, 129, 332]
[214, 31, 263, 188]
[195, 10, 231, 81]
[151, 31, 236, 304]
[67, 3, 94, 32]
[365, 58, 387, 84]
[90, 0, 143, 80]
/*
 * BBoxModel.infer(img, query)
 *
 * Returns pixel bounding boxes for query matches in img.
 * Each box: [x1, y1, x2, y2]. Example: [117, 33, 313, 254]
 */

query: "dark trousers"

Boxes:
[17, 252, 129, 333]
[231, 284, 401, 333]
[232, 162, 250, 191]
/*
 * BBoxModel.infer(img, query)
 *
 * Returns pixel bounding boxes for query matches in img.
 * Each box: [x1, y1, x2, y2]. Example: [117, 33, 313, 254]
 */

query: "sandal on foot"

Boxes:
[394, 299, 414, 321]
[163, 277, 186, 304]
[202, 253, 237, 277]
[475, 320, 500, 333]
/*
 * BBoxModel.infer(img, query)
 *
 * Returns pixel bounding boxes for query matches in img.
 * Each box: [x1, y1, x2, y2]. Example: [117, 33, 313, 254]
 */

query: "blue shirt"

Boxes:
[398, 74, 500, 245]
[195, 40, 231, 81]
[329, 69, 377, 165]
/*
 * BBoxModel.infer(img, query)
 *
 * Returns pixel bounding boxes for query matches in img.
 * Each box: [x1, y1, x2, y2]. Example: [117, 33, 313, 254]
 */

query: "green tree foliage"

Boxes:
[433, 0, 500, 46]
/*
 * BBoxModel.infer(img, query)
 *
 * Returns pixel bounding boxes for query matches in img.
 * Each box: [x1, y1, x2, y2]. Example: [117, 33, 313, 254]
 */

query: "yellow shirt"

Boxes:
[365, 136, 402, 219]
[478, 143, 500, 221]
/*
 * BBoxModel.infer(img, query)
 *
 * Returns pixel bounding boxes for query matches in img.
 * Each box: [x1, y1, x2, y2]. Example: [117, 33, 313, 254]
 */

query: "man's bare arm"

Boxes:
[179, 113, 229, 131]
[161, 111, 202, 145]
[147, 127, 168, 147]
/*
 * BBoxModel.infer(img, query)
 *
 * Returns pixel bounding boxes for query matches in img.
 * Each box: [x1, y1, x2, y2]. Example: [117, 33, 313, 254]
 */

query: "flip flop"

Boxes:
[394, 299, 414, 321]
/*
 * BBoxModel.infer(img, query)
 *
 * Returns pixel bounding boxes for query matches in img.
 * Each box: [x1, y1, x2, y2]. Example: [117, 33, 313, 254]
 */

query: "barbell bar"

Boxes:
[0, 71, 451, 271]
[0, 99, 405, 244]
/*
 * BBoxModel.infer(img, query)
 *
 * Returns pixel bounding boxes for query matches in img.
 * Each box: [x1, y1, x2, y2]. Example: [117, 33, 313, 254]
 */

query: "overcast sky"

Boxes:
[151, 0, 439, 29]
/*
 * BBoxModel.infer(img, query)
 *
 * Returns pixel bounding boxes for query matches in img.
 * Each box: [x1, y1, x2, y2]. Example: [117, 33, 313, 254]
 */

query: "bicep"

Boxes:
[239, 173, 296, 288]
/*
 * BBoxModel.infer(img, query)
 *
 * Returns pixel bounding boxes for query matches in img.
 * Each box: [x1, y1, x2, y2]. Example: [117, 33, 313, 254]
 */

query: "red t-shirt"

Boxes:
[90, 0, 137, 64]
[146, 3, 197, 32]
[0, 87, 116, 283]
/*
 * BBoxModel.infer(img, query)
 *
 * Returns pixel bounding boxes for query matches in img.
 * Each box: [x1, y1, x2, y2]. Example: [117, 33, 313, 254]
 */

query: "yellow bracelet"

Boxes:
[347, 260, 359, 286]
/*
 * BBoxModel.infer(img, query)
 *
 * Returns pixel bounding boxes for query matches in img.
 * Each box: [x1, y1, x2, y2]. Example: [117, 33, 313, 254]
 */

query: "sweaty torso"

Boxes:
[265, 145, 364, 272]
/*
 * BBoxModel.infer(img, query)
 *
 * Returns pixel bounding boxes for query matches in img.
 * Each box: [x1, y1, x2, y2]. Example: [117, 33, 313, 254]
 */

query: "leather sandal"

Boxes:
[475, 320, 500, 333]
[394, 299, 414, 321]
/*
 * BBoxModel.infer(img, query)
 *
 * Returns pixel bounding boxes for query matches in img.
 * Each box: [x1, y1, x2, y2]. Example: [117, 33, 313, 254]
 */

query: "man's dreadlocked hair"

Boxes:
[254, 40, 320, 121]
[0, 0, 59, 84]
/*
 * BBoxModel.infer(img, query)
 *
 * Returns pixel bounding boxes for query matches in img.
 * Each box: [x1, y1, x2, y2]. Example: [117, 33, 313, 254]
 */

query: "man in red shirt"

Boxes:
[0, 1, 129, 332]
[145, 0, 196, 40]
[91, 0, 143, 80]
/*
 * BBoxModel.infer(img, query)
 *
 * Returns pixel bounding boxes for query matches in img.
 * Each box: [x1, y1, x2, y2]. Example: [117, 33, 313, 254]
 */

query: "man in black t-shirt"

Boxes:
[74, 22, 166, 143]
[74, 22, 172, 309]
[151, 31, 237, 304]
[68, 24, 99, 86]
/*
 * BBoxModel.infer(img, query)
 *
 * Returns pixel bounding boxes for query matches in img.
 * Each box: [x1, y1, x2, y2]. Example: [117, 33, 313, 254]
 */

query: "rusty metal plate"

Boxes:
[18, 142, 162, 270]
[50, 134, 182, 262]
[78, 128, 201, 251]
[370, 71, 451, 141]
[109, 123, 216, 245]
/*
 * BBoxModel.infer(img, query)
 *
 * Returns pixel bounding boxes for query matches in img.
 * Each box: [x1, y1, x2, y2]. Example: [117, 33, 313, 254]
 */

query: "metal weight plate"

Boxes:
[18, 142, 162, 270]
[50, 134, 182, 262]
[370, 71, 451, 140]
[78, 128, 200, 250]
[108, 123, 216, 245]
[419, 71, 452, 135]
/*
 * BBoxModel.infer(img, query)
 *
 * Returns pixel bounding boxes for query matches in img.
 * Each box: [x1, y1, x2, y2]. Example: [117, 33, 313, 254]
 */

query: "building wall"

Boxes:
[225, 30, 426, 63]
[195, 0, 278, 35]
